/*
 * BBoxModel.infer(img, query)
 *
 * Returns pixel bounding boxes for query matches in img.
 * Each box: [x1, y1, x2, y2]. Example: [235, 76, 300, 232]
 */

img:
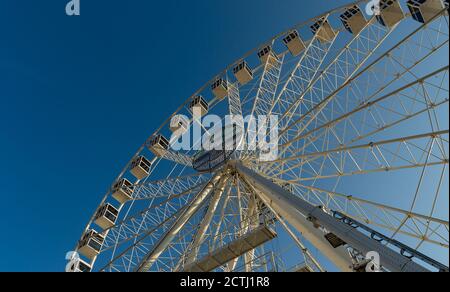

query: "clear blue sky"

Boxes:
[0, 0, 448, 272]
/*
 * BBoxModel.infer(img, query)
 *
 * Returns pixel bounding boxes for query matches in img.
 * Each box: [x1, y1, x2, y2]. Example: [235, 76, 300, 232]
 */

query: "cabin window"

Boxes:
[88, 239, 102, 252]
[376, 15, 386, 26]
[104, 210, 117, 223]
[78, 262, 91, 272]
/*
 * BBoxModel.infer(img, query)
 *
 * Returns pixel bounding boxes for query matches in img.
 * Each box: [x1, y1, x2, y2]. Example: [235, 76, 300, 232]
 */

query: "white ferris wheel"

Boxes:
[70, 0, 449, 272]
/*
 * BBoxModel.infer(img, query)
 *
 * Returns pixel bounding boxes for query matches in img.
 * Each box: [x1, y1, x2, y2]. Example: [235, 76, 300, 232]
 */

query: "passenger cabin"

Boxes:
[170, 115, 189, 134]
[311, 18, 336, 43]
[148, 135, 170, 157]
[283, 30, 306, 56]
[258, 46, 279, 66]
[211, 78, 229, 100]
[375, 0, 405, 28]
[78, 230, 105, 260]
[112, 178, 134, 204]
[94, 203, 119, 230]
[233, 61, 253, 85]
[67, 259, 92, 273]
[130, 156, 152, 180]
[189, 95, 209, 117]
[407, 0, 445, 23]
[340, 6, 367, 34]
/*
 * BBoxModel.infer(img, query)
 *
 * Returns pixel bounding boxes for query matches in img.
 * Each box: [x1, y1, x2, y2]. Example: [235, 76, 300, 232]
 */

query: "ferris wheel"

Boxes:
[69, 0, 449, 272]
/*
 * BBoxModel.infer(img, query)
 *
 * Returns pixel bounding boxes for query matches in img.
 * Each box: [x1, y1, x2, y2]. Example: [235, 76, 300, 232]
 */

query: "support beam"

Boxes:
[182, 225, 277, 272]
[185, 180, 228, 265]
[135, 172, 226, 272]
[232, 162, 431, 272]
[162, 149, 193, 167]
[243, 194, 259, 272]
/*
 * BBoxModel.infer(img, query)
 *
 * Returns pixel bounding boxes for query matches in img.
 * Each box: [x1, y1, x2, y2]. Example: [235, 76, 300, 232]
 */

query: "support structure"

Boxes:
[185, 180, 228, 265]
[136, 172, 226, 272]
[232, 161, 431, 272]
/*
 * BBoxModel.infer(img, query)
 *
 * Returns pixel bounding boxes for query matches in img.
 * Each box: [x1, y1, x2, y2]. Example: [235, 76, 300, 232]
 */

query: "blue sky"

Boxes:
[0, 0, 448, 272]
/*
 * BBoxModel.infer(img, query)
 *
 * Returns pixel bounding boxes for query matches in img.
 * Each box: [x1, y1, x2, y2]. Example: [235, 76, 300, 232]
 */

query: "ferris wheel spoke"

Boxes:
[266, 130, 449, 181]
[271, 66, 450, 168]
[248, 48, 284, 120]
[276, 18, 391, 137]
[267, 95, 449, 177]
[100, 174, 212, 254]
[179, 175, 271, 272]
[101, 187, 200, 253]
[224, 177, 248, 272]
[274, 18, 392, 143]
[135, 172, 227, 272]
[267, 130, 449, 172]
[101, 173, 226, 272]
[132, 173, 211, 200]
[236, 180, 260, 272]
[151, 200, 219, 271]
[174, 182, 254, 272]
[257, 15, 391, 166]
[205, 177, 253, 270]
[270, 50, 449, 173]
[277, 10, 449, 156]
[99, 201, 189, 272]
[176, 173, 266, 271]
[160, 150, 194, 167]
[264, 14, 338, 121]
[228, 81, 243, 116]
[183, 178, 229, 265]
[242, 52, 284, 159]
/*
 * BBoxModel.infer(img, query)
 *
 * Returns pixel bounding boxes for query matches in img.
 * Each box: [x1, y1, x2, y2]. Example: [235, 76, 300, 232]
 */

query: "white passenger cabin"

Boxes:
[376, 0, 405, 28]
[78, 230, 105, 260]
[130, 156, 152, 180]
[233, 61, 253, 85]
[94, 203, 119, 230]
[283, 30, 306, 56]
[407, 0, 445, 23]
[189, 95, 209, 117]
[340, 5, 367, 34]
[148, 135, 170, 157]
[67, 258, 92, 273]
[258, 46, 279, 66]
[212, 78, 229, 100]
[311, 18, 337, 43]
[112, 178, 134, 204]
